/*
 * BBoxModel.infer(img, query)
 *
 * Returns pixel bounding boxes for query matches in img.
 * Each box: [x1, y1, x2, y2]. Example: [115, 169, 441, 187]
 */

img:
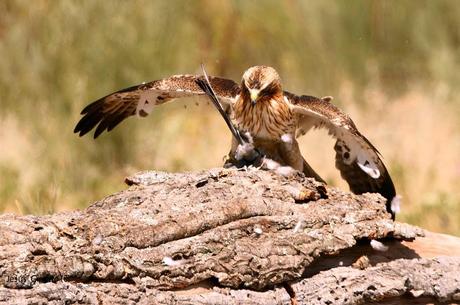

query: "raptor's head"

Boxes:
[241, 66, 282, 106]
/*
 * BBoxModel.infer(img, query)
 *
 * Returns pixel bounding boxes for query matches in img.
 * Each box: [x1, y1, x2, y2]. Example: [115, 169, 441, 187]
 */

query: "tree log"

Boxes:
[0, 168, 459, 304]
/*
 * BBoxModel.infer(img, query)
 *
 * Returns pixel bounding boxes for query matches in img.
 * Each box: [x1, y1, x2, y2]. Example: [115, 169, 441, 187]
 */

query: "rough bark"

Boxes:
[0, 168, 459, 304]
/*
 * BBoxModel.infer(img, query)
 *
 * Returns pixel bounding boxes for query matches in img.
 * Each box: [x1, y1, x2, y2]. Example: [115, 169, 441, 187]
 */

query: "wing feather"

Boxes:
[285, 91, 396, 218]
[74, 75, 240, 138]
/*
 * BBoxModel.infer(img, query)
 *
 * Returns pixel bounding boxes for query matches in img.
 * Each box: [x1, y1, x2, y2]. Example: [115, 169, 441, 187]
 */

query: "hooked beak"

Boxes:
[249, 89, 259, 106]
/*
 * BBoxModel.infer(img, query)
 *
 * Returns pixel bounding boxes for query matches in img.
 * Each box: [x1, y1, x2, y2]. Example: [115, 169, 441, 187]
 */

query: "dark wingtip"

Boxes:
[73, 119, 85, 135]
[93, 123, 106, 139]
[383, 176, 397, 220]
[77, 128, 90, 138]
[80, 100, 99, 115]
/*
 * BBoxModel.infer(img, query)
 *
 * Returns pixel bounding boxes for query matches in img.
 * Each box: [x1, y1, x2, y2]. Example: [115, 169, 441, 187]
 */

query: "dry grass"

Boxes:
[0, 0, 459, 235]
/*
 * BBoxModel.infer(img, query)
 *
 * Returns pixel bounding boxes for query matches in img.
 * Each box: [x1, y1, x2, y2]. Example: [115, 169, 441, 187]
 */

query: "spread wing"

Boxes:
[74, 75, 240, 138]
[285, 92, 396, 217]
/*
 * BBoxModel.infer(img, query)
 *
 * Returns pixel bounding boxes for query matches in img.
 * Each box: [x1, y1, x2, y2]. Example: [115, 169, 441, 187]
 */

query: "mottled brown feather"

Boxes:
[284, 91, 396, 218]
[74, 75, 240, 138]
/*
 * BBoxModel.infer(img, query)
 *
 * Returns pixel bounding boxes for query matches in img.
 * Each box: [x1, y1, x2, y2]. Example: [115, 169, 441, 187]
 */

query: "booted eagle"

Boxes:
[75, 66, 397, 217]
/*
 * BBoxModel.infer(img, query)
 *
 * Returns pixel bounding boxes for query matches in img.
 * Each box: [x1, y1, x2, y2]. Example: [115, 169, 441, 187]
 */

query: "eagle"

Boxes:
[74, 65, 397, 217]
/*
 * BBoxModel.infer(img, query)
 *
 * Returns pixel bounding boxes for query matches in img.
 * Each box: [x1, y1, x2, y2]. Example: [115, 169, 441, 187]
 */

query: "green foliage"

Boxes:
[0, 0, 459, 235]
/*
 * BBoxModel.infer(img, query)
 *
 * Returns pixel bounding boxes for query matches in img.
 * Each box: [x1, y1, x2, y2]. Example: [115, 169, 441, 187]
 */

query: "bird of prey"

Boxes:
[74, 65, 396, 217]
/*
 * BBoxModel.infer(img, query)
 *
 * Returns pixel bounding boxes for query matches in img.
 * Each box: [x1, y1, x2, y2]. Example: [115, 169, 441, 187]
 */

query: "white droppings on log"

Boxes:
[293, 220, 303, 233]
[162, 257, 183, 267]
[254, 226, 263, 235]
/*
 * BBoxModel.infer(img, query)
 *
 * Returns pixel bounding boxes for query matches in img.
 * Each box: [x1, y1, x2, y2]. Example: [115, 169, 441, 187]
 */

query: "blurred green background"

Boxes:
[0, 0, 459, 235]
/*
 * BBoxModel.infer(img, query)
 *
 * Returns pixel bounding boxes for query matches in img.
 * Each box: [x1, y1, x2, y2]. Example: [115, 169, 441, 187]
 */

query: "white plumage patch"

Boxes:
[356, 152, 381, 179]
[235, 142, 256, 161]
[337, 135, 381, 179]
[136, 91, 159, 118]
[321, 95, 334, 102]
[391, 195, 402, 214]
[281, 133, 293, 144]
[275, 166, 296, 176]
[260, 157, 296, 176]
[262, 158, 280, 170]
